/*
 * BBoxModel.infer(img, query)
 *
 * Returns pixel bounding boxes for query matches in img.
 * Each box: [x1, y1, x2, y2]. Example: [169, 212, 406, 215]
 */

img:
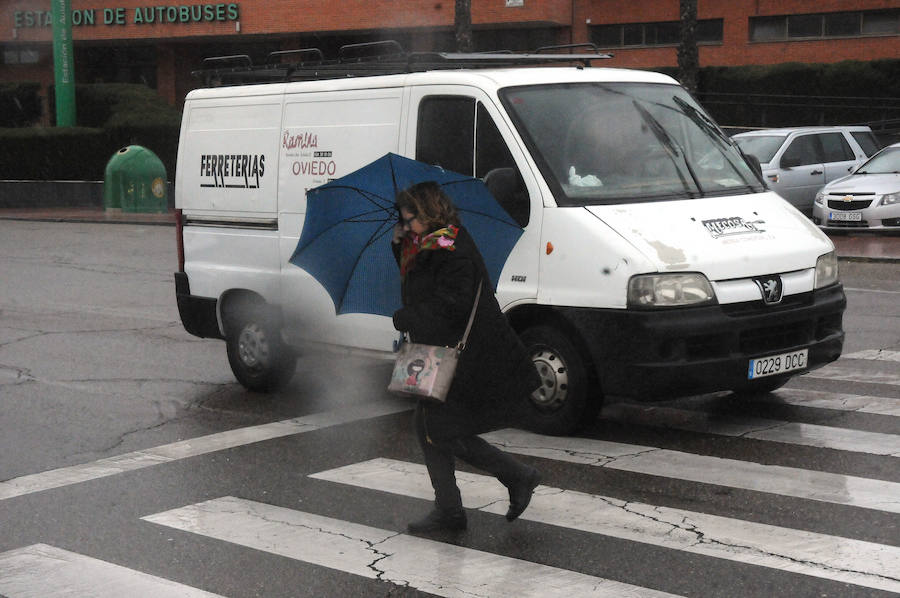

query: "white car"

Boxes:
[812, 142, 900, 230]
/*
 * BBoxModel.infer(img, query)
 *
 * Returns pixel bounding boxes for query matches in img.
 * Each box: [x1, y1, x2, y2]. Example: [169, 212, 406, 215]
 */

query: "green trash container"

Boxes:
[103, 145, 168, 213]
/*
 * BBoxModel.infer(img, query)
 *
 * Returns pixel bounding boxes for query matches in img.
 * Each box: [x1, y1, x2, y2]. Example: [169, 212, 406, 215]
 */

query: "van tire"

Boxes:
[225, 303, 296, 392]
[520, 325, 596, 436]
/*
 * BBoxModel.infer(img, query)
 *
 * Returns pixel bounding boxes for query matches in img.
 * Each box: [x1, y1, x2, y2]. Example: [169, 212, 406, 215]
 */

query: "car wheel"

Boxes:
[519, 325, 599, 436]
[225, 302, 296, 392]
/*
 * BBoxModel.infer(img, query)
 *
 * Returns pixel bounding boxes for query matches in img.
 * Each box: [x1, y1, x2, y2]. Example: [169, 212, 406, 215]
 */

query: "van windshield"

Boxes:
[733, 135, 787, 164]
[500, 82, 765, 206]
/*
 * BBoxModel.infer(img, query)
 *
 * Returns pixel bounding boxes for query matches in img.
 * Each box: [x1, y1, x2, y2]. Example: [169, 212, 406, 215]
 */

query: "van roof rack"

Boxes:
[192, 40, 612, 87]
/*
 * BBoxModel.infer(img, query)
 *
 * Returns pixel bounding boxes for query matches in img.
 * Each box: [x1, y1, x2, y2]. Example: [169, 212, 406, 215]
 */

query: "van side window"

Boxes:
[417, 97, 529, 227]
[416, 97, 474, 176]
[819, 132, 854, 162]
[781, 135, 820, 166]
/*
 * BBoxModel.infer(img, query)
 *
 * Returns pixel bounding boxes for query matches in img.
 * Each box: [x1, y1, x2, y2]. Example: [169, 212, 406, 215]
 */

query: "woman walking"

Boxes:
[391, 181, 542, 533]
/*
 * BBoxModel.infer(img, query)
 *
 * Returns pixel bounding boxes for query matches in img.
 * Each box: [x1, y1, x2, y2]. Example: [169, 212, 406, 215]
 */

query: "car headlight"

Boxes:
[881, 192, 900, 206]
[815, 251, 839, 289]
[628, 273, 715, 308]
[814, 190, 826, 206]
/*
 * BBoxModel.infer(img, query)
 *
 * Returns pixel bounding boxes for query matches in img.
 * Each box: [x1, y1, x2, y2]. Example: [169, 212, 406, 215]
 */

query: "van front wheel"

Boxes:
[520, 325, 596, 436]
[225, 305, 296, 392]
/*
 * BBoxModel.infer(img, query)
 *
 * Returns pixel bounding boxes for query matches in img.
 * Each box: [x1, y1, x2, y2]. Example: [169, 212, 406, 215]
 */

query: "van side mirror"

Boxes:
[743, 153, 762, 178]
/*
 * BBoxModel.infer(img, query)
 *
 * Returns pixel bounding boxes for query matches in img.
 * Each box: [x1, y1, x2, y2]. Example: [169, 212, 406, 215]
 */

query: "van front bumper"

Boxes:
[174, 272, 223, 339]
[561, 283, 845, 399]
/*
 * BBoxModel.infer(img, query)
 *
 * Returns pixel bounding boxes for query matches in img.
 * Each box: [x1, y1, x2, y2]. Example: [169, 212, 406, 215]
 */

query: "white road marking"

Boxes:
[482, 429, 900, 514]
[0, 397, 411, 501]
[311, 458, 900, 594]
[804, 365, 900, 387]
[0, 544, 223, 597]
[599, 403, 900, 457]
[143, 496, 680, 598]
[842, 349, 900, 362]
[765, 388, 900, 417]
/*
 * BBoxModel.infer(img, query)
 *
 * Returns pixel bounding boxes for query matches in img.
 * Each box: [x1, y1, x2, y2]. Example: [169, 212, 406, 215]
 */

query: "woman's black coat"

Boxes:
[392, 226, 540, 429]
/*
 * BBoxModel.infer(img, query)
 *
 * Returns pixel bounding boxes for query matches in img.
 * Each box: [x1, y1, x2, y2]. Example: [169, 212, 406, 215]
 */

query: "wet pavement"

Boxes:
[1, 207, 898, 262]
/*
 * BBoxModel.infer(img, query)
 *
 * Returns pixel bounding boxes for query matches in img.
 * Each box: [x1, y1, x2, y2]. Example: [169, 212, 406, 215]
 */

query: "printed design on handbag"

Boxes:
[400, 349, 443, 390]
[405, 359, 427, 386]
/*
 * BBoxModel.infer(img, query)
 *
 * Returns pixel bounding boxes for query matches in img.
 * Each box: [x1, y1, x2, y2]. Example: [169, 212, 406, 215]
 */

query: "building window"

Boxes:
[750, 9, 899, 42]
[591, 19, 723, 48]
[3, 48, 40, 64]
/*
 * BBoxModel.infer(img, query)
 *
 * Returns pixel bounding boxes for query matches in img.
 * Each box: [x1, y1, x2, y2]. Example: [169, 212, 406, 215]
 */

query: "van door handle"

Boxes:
[810, 170, 823, 175]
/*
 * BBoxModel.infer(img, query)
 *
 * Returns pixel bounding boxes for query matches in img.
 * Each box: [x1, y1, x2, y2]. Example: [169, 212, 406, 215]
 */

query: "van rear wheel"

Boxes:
[225, 303, 296, 392]
[520, 325, 598, 436]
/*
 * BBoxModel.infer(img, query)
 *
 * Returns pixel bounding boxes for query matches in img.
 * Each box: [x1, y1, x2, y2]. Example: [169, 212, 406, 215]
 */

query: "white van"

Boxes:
[174, 46, 846, 435]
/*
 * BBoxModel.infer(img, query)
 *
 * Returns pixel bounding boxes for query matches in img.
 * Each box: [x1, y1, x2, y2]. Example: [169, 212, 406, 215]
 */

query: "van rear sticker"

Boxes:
[200, 154, 265, 189]
[702, 216, 765, 239]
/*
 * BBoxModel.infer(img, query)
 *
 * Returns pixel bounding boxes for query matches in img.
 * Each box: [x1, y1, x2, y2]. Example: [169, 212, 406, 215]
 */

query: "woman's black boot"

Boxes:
[407, 507, 467, 533]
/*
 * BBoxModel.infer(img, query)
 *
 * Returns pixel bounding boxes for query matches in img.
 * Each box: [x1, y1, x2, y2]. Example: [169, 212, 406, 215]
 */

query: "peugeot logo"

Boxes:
[753, 275, 783, 305]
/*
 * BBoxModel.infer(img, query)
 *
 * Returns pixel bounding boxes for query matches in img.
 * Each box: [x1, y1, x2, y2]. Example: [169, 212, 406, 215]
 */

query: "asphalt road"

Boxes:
[0, 220, 898, 598]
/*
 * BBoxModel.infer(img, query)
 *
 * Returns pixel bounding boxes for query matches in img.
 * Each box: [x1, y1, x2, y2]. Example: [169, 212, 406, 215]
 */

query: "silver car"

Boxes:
[733, 126, 879, 217]
[812, 142, 900, 230]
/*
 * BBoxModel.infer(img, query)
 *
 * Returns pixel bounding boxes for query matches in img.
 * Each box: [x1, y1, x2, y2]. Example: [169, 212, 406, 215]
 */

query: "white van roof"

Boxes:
[185, 66, 679, 100]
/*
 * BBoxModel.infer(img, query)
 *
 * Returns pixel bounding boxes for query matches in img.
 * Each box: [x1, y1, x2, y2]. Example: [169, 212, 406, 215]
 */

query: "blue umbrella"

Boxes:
[289, 153, 523, 316]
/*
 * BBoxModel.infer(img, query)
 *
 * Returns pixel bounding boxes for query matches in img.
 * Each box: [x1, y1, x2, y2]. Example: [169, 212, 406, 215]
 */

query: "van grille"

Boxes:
[739, 321, 811, 354]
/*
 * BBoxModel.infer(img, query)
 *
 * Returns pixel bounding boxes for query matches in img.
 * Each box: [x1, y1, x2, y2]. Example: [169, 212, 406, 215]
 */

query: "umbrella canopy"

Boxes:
[289, 153, 523, 316]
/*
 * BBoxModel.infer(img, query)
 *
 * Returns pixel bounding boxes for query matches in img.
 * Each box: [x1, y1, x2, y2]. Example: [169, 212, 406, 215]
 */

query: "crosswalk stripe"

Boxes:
[0, 397, 410, 502]
[765, 388, 900, 417]
[599, 402, 900, 456]
[482, 428, 900, 514]
[143, 496, 681, 598]
[842, 349, 900, 362]
[311, 458, 900, 594]
[804, 364, 900, 386]
[0, 544, 223, 597]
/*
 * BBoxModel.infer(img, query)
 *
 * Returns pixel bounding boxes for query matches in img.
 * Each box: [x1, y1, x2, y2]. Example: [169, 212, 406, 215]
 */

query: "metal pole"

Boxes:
[51, 0, 76, 126]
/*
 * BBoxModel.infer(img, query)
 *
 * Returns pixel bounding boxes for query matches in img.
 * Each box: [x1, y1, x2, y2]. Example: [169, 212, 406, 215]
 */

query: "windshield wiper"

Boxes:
[672, 96, 733, 148]
[631, 99, 701, 197]
[671, 95, 760, 193]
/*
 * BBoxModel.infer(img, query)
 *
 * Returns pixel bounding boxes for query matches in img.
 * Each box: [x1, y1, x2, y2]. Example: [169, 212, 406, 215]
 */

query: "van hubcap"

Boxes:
[530, 348, 568, 410]
[238, 324, 270, 369]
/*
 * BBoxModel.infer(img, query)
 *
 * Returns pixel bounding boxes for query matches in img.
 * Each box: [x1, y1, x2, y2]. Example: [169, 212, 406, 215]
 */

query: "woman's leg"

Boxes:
[407, 402, 467, 532]
[415, 402, 462, 511]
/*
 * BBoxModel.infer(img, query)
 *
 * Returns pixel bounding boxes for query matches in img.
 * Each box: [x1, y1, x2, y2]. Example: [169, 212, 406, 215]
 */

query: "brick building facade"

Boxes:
[1, 0, 898, 112]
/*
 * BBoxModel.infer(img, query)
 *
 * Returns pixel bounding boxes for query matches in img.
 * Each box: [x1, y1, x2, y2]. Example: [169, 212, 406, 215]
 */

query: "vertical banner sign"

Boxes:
[51, 0, 76, 126]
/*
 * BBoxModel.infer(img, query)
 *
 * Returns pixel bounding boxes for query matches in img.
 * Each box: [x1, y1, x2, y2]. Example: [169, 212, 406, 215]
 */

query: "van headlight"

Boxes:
[627, 273, 715, 308]
[815, 251, 839, 289]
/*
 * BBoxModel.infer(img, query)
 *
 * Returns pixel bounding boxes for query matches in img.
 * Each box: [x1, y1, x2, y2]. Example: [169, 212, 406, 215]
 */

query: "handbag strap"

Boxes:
[456, 279, 482, 352]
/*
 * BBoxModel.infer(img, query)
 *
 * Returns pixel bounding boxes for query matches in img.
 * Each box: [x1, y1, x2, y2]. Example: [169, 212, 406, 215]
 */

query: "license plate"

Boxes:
[828, 211, 862, 222]
[748, 348, 808, 379]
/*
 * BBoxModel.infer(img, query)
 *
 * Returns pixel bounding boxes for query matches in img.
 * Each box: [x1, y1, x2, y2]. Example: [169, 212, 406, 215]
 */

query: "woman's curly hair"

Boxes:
[396, 181, 461, 232]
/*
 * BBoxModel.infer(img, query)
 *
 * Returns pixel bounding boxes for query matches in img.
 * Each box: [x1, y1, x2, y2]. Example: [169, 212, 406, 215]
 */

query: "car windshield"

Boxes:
[733, 135, 786, 164]
[856, 147, 900, 174]
[500, 82, 764, 206]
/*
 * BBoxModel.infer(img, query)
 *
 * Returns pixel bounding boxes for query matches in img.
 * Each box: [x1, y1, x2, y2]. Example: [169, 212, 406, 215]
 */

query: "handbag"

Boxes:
[387, 281, 482, 402]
